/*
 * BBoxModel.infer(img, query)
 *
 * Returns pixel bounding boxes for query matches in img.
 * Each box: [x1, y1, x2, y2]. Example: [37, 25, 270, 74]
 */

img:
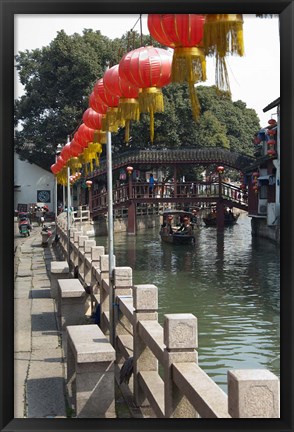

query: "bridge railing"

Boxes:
[55, 220, 280, 419]
[92, 181, 248, 216]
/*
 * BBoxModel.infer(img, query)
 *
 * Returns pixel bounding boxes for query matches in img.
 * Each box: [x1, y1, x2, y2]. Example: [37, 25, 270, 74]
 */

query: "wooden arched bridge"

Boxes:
[87, 148, 253, 232]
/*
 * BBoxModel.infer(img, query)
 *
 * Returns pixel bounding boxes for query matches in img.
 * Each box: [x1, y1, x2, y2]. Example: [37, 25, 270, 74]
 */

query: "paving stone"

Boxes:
[14, 352, 30, 418]
[17, 269, 32, 278]
[26, 376, 66, 418]
[14, 299, 32, 352]
[31, 288, 51, 299]
[32, 335, 60, 350]
[14, 285, 31, 299]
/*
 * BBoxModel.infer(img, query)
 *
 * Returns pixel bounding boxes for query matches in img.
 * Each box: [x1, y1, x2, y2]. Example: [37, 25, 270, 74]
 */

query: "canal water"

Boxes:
[95, 212, 280, 393]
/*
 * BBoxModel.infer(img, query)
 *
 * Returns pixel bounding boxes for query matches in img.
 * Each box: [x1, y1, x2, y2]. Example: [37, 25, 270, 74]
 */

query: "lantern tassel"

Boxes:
[118, 98, 140, 122]
[188, 82, 201, 121]
[203, 14, 244, 58]
[172, 47, 206, 84]
[124, 119, 130, 143]
[215, 54, 231, 94]
[106, 107, 124, 133]
[139, 87, 164, 114]
[139, 88, 163, 143]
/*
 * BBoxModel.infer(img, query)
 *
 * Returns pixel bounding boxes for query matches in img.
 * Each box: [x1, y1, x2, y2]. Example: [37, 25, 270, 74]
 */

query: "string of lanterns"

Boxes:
[51, 14, 247, 183]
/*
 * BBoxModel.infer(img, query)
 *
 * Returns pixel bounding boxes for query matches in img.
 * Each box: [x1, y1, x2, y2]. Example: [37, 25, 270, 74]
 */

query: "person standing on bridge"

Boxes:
[149, 173, 155, 197]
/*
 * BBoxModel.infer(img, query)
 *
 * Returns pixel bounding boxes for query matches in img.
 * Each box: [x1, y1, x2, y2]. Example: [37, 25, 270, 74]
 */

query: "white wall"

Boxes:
[14, 153, 55, 212]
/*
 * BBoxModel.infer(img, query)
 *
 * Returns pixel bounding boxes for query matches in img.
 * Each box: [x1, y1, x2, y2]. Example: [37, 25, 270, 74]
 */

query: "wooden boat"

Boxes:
[203, 208, 240, 227]
[159, 209, 196, 245]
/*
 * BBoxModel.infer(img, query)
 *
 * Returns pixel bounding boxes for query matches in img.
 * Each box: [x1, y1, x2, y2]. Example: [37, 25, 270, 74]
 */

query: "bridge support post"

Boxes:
[127, 201, 136, 235]
[216, 200, 225, 231]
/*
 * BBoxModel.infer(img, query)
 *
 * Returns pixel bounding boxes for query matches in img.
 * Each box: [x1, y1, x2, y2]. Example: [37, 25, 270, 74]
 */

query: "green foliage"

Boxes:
[14, 29, 260, 171]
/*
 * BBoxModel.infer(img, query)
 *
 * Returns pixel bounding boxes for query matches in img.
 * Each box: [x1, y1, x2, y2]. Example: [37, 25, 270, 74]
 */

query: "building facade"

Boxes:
[14, 153, 55, 212]
[244, 98, 280, 243]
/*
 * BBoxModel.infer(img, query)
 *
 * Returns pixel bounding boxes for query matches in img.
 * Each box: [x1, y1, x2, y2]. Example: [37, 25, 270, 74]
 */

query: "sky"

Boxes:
[14, 14, 280, 127]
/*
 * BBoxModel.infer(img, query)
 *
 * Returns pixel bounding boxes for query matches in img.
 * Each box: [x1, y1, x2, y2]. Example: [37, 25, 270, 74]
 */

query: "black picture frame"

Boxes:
[1, 1, 293, 431]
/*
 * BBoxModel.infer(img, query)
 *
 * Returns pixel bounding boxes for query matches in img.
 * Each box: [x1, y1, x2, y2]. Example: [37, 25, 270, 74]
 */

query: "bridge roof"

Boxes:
[88, 148, 255, 178]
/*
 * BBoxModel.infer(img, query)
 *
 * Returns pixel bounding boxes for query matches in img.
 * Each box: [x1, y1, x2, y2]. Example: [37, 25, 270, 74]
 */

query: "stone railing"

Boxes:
[55, 218, 280, 419]
[72, 206, 91, 223]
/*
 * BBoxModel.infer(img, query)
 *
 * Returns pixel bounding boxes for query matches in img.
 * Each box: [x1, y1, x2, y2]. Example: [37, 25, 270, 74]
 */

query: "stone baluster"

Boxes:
[133, 284, 158, 407]
[90, 246, 105, 290]
[113, 267, 133, 355]
[69, 228, 77, 266]
[84, 240, 96, 285]
[164, 314, 198, 418]
[99, 254, 116, 335]
[73, 231, 83, 268]
[228, 369, 280, 418]
[77, 235, 88, 275]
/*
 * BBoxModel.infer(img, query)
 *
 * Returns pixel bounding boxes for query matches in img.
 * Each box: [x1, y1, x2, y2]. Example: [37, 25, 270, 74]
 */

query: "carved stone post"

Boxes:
[164, 313, 198, 418]
[133, 284, 158, 407]
[113, 267, 133, 354]
[228, 369, 280, 418]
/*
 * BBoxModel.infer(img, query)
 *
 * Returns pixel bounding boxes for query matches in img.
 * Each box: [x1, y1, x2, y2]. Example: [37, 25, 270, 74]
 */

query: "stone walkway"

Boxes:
[14, 222, 67, 418]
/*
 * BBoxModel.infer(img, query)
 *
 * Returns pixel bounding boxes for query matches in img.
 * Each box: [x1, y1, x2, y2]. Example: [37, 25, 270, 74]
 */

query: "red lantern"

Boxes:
[126, 166, 134, 176]
[104, 64, 140, 142]
[267, 128, 276, 136]
[69, 139, 83, 157]
[268, 118, 277, 125]
[94, 78, 121, 132]
[267, 139, 276, 146]
[89, 91, 107, 115]
[50, 164, 59, 175]
[267, 149, 276, 157]
[83, 108, 103, 130]
[55, 155, 65, 171]
[148, 14, 205, 119]
[74, 124, 95, 148]
[216, 166, 224, 174]
[89, 91, 108, 130]
[60, 143, 72, 164]
[86, 180, 93, 189]
[119, 46, 172, 142]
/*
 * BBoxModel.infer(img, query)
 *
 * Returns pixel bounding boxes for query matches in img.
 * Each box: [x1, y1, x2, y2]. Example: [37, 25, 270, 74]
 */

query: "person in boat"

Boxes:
[177, 217, 192, 235]
[162, 215, 173, 234]
[191, 209, 198, 227]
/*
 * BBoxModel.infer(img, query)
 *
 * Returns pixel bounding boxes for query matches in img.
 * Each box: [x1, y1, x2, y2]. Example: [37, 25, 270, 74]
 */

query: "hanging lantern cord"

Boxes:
[140, 14, 143, 46]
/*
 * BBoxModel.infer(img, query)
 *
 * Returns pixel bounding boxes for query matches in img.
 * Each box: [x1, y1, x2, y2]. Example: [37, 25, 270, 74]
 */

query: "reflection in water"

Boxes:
[95, 213, 280, 392]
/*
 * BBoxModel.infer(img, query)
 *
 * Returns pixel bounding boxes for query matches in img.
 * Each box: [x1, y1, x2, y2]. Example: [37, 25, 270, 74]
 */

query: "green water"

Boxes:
[95, 213, 280, 393]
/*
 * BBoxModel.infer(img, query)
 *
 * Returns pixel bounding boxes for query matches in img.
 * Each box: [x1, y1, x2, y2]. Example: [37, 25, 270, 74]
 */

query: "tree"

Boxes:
[14, 29, 154, 169]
